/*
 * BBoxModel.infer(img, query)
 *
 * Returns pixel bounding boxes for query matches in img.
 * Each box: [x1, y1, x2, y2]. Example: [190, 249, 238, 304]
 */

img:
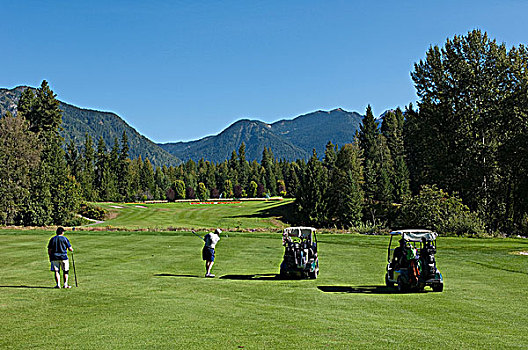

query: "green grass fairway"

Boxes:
[1, 230, 527, 349]
[91, 200, 294, 230]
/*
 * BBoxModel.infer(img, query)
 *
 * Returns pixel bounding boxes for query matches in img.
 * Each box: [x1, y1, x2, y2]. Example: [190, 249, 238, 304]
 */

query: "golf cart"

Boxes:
[385, 229, 444, 292]
[280, 227, 319, 279]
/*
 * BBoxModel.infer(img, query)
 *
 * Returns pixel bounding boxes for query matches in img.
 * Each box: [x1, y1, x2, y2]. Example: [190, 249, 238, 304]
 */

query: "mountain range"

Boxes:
[158, 108, 363, 162]
[1, 86, 364, 165]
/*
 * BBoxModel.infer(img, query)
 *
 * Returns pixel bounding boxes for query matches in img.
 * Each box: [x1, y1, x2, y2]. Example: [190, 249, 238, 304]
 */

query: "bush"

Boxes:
[197, 182, 209, 201]
[396, 185, 486, 236]
[78, 203, 107, 221]
[348, 222, 385, 235]
[439, 212, 486, 237]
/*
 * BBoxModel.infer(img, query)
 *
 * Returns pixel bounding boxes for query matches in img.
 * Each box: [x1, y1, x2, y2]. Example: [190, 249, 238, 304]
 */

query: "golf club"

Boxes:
[71, 250, 78, 287]
[191, 230, 205, 241]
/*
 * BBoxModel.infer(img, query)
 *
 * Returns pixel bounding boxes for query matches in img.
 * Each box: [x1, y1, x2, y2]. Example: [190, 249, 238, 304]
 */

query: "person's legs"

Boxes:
[204, 247, 216, 277]
[51, 261, 61, 288]
[61, 260, 71, 288]
[54, 270, 61, 287]
[63, 272, 70, 288]
[206, 260, 214, 275]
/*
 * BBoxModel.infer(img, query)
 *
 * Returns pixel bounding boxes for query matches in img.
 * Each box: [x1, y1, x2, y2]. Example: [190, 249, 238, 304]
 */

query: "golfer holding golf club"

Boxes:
[47, 227, 74, 289]
[202, 228, 221, 278]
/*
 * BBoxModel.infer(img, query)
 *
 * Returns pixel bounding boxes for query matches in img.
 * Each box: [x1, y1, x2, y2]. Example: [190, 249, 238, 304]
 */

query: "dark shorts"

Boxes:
[202, 247, 215, 262]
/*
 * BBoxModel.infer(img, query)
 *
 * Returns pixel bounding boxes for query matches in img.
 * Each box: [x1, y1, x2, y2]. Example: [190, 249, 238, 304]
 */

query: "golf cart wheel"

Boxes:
[432, 283, 444, 292]
[385, 273, 394, 288]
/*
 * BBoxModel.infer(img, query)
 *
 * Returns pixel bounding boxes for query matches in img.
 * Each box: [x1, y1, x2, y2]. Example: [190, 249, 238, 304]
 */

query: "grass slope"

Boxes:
[1, 229, 527, 349]
[91, 200, 295, 231]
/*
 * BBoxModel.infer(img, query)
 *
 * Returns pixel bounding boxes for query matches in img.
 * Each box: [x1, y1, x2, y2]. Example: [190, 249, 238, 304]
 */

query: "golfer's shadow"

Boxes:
[220, 273, 281, 280]
[154, 273, 201, 278]
[318, 285, 397, 294]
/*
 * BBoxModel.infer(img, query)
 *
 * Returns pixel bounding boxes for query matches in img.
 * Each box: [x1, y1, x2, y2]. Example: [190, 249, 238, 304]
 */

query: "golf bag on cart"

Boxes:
[420, 240, 437, 279]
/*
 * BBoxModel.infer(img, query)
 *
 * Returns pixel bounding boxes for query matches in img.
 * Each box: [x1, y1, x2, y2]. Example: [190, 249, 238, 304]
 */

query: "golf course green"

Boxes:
[1, 202, 527, 349]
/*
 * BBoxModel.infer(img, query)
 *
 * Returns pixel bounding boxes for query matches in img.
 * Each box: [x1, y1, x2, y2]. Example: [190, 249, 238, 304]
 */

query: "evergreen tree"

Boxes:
[237, 143, 250, 189]
[80, 134, 96, 201]
[223, 179, 234, 198]
[381, 109, 410, 202]
[261, 148, 277, 195]
[323, 141, 337, 171]
[228, 150, 239, 184]
[66, 139, 82, 182]
[107, 137, 120, 201]
[358, 105, 380, 200]
[285, 161, 300, 198]
[140, 158, 156, 200]
[95, 136, 108, 200]
[326, 144, 364, 228]
[118, 131, 130, 200]
[295, 150, 327, 226]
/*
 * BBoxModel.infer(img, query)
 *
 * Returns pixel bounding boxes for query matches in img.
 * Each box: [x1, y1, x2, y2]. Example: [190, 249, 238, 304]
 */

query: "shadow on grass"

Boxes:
[154, 273, 201, 278]
[226, 201, 296, 224]
[220, 273, 282, 280]
[318, 285, 399, 294]
[469, 261, 528, 275]
[0, 285, 56, 289]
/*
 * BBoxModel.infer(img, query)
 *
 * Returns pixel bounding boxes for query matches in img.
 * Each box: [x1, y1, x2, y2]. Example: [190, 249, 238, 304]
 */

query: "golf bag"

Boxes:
[420, 243, 437, 279]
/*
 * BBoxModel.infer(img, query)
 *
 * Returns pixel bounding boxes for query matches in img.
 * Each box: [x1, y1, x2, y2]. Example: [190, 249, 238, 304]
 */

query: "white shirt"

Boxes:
[205, 232, 220, 249]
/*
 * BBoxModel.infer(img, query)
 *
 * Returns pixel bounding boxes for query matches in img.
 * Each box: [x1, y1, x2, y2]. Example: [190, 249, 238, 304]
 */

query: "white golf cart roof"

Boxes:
[390, 229, 438, 242]
[283, 227, 316, 238]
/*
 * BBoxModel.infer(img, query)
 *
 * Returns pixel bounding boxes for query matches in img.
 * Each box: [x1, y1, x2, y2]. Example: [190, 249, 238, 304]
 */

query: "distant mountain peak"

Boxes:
[159, 108, 363, 162]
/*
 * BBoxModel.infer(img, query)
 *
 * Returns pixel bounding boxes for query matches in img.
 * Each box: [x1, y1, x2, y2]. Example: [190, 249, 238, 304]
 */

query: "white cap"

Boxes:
[215, 228, 222, 235]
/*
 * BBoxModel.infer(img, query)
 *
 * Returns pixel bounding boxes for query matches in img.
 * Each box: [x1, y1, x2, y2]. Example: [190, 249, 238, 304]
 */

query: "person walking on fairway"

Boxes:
[202, 228, 221, 277]
[48, 227, 74, 288]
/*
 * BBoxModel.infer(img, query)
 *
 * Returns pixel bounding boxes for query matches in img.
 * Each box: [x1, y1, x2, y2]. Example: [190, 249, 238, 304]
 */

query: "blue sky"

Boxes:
[2, 1, 528, 142]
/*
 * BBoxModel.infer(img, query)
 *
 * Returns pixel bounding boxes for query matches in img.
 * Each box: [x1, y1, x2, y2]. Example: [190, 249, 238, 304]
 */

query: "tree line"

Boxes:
[1, 30, 527, 235]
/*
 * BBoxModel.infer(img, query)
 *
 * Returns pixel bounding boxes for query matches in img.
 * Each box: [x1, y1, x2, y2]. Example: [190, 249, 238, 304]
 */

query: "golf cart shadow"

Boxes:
[318, 285, 416, 294]
[154, 273, 201, 278]
[220, 273, 282, 280]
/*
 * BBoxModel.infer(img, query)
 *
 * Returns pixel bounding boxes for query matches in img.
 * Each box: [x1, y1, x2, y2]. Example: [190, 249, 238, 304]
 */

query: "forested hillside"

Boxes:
[0, 87, 180, 167]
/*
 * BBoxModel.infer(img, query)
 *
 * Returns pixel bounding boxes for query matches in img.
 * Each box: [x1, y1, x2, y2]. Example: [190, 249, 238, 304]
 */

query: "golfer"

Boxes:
[202, 228, 221, 278]
[48, 227, 73, 289]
